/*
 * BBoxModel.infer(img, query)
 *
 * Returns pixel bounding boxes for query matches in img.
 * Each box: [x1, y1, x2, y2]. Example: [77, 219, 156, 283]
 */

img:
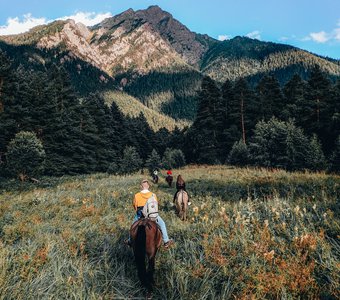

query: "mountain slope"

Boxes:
[201, 36, 340, 82]
[0, 6, 339, 123]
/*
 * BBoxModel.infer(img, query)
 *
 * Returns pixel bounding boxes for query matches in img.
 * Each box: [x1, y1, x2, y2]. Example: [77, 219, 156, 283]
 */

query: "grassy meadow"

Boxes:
[0, 165, 339, 299]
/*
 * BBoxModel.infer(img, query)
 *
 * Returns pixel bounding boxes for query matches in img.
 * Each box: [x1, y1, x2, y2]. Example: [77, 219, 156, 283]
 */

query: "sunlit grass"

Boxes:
[0, 166, 339, 299]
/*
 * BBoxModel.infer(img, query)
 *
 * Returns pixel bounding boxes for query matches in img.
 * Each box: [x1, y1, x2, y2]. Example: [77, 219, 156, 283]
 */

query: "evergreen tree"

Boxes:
[329, 135, 340, 173]
[306, 65, 333, 151]
[305, 135, 327, 171]
[229, 78, 257, 144]
[119, 146, 143, 174]
[256, 75, 284, 120]
[0, 50, 19, 161]
[188, 76, 220, 164]
[154, 127, 171, 156]
[216, 79, 234, 160]
[170, 149, 186, 168]
[83, 93, 117, 172]
[145, 149, 161, 174]
[6, 131, 46, 180]
[249, 118, 311, 170]
[110, 101, 126, 154]
[283, 74, 307, 122]
[227, 140, 249, 166]
[43, 66, 84, 175]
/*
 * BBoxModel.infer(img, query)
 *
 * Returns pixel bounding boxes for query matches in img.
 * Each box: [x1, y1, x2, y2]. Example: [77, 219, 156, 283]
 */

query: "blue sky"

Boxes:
[0, 0, 339, 59]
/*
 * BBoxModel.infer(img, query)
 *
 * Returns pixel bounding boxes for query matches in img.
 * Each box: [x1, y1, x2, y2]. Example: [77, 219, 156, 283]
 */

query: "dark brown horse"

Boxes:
[130, 218, 162, 295]
[165, 175, 173, 187]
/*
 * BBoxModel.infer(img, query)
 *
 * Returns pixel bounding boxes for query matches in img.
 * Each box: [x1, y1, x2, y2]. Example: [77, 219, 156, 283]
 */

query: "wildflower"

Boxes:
[264, 250, 275, 261]
[235, 212, 241, 223]
[294, 205, 300, 214]
[193, 206, 199, 215]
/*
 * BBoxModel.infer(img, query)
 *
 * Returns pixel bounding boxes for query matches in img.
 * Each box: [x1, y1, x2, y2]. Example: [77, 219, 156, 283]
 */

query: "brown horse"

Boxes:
[165, 175, 173, 187]
[174, 190, 189, 221]
[130, 218, 162, 294]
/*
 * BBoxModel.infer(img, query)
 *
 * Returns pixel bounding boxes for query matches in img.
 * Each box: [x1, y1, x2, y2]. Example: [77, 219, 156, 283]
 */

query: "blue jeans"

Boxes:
[130, 215, 169, 243]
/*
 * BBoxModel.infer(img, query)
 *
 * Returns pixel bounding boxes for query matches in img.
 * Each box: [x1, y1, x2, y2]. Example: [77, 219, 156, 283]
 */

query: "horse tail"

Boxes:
[135, 224, 147, 287]
[180, 190, 184, 210]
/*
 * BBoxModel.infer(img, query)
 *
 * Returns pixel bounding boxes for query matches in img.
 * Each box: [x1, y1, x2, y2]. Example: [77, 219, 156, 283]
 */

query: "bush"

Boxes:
[162, 148, 186, 169]
[228, 140, 249, 166]
[6, 131, 46, 180]
[106, 162, 120, 175]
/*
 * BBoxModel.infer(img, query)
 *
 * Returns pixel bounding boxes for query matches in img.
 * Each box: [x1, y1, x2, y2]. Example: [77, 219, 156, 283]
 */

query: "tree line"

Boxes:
[0, 50, 184, 180]
[0, 47, 339, 180]
[185, 68, 339, 172]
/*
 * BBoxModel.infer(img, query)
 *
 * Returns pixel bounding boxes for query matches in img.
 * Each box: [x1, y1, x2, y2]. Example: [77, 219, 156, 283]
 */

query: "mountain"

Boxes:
[201, 36, 340, 83]
[1, 5, 339, 123]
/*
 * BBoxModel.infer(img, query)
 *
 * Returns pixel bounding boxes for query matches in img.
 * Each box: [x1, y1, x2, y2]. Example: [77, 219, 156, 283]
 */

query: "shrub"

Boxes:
[162, 148, 186, 169]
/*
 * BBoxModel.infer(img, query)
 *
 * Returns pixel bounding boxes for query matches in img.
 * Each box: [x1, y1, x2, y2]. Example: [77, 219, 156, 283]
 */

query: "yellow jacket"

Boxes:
[133, 191, 158, 210]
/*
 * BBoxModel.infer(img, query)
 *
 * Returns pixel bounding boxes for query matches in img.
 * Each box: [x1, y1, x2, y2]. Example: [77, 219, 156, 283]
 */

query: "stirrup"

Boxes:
[163, 239, 174, 248]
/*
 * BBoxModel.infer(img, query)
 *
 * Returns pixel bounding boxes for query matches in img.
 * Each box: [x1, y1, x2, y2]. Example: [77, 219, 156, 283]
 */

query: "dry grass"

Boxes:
[0, 166, 339, 299]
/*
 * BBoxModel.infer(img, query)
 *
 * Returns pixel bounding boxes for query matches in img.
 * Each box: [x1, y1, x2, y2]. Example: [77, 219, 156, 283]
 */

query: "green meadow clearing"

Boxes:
[0, 165, 339, 299]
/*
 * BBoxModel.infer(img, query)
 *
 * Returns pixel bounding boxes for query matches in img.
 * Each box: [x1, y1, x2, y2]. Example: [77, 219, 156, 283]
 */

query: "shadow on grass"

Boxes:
[82, 226, 147, 298]
[175, 177, 339, 202]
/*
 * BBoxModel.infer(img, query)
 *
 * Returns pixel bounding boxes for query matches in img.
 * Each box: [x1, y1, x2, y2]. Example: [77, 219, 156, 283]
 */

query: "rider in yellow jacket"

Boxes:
[125, 179, 173, 248]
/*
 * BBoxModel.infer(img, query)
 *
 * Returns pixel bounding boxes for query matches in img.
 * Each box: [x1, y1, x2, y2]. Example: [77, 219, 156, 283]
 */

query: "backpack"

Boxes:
[142, 194, 159, 221]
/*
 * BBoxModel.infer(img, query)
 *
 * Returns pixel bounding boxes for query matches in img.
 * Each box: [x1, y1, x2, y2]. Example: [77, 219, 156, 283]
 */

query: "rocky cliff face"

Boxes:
[1, 5, 339, 83]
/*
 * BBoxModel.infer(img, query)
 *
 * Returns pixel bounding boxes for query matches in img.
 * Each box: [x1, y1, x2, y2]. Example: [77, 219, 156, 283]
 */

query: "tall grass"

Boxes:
[0, 166, 339, 299]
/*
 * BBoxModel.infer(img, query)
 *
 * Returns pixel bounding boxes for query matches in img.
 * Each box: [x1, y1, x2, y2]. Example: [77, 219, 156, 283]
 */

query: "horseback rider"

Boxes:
[173, 175, 191, 205]
[125, 179, 174, 248]
[166, 169, 173, 187]
[152, 169, 159, 183]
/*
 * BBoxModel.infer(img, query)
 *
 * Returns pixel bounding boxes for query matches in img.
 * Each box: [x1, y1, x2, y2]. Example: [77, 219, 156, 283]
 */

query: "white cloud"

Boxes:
[246, 30, 261, 40]
[309, 31, 330, 43]
[0, 11, 112, 36]
[218, 34, 231, 41]
[334, 28, 340, 41]
[278, 36, 289, 42]
[57, 12, 112, 27]
[0, 14, 47, 35]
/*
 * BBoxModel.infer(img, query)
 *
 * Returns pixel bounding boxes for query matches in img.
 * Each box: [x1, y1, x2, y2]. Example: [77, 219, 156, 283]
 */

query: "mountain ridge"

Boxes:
[0, 5, 339, 123]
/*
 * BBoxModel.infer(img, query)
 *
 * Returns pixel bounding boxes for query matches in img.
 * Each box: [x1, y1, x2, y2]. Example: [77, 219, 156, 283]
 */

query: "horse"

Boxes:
[130, 218, 162, 296]
[174, 190, 189, 221]
[165, 175, 173, 187]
